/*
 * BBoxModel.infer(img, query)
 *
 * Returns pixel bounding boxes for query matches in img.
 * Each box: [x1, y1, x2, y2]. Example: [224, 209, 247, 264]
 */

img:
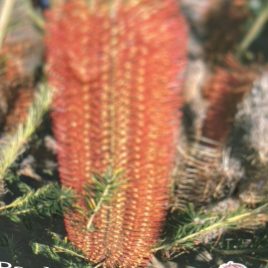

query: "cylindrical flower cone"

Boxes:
[46, 0, 187, 266]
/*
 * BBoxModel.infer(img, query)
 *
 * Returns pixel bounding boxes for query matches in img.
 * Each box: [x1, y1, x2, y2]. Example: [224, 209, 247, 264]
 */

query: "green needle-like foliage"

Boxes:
[84, 168, 124, 231]
[0, 183, 74, 221]
[32, 232, 91, 268]
[157, 203, 268, 254]
[0, 83, 53, 183]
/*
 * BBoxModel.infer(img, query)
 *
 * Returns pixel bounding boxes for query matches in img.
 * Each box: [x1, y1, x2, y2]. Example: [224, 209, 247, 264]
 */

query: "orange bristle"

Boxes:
[46, 0, 187, 267]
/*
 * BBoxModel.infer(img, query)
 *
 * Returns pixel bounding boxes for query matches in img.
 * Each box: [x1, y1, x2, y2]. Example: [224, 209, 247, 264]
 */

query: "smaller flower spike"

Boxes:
[4, 87, 35, 133]
[201, 57, 257, 143]
[46, 0, 187, 267]
[0, 45, 34, 132]
[174, 58, 258, 211]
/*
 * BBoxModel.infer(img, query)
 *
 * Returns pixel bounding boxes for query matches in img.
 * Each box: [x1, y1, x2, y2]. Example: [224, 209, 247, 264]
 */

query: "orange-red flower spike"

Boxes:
[4, 87, 35, 133]
[202, 58, 257, 143]
[0, 46, 33, 130]
[46, 0, 187, 267]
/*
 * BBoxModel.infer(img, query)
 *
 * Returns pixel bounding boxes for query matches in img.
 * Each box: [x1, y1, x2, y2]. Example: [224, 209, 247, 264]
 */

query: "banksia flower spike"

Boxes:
[0, 0, 43, 131]
[201, 58, 257, 144]
[0, 46, 34, 131]
[178, 0, 250, 144]
[172, 0, 256, 212]
[4, 86, 35, 133]
[46, 0, 187, 267]
[174, 58, 257, 210]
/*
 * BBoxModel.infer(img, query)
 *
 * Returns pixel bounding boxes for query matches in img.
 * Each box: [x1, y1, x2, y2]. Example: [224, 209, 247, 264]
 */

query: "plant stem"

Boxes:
[155, 204, 268, 252]
[53, 245, 87, 259]
[0, 0, 16, 49]
[238, 2, 268, 56]
[86, 183, 112, 231]
[27, 7, 45, 31]
[175, 211, 252, 246]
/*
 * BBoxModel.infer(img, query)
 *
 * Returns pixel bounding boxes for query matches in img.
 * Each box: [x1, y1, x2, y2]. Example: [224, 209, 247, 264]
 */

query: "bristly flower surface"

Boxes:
[201, 58, 257, 143]
[46, 0, 187, 267]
